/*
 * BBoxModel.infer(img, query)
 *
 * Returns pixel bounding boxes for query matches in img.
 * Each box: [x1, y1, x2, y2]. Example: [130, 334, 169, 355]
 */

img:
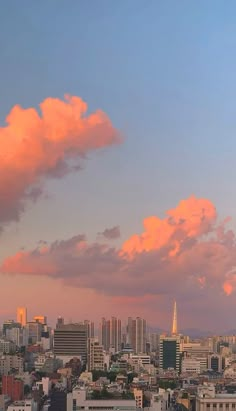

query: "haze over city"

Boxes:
[1, 1, 236, 332]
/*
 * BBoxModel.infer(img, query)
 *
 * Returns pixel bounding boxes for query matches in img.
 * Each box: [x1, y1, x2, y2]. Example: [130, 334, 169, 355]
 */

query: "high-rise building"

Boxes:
[53, 323, 87, 363]
[172, 301, 178, 335]
[159, 335, 180, 372]
[25, 321, 43, 345]
[84, 320, 95, 339]
[16, 307, 27, 327]
[99, 317, 121, 353]
[87, 338, 104, 371]
[127, 317, 146, 354]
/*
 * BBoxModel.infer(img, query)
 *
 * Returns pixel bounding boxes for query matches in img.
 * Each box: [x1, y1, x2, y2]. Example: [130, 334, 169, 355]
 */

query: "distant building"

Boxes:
[99, 317, 121, 353]
[53, 323, 87, 363]
[33, 315, 47, 324]
[25, 321, 43, 345]
[16, 307, 27, 327]
[159, 335, 180, 372]
[127, 317, 146, 354]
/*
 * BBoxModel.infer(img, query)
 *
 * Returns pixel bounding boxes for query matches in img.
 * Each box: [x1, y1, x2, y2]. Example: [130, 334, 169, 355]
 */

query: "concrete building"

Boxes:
[67, 387, 136, 411]
[53, 323, 87, 363]
[99, 317, 121, 353]
[196, 384, 236, 411]
[16, 308, 27, 327]
[0, 355, 24, 375]
[87, 338, 104, 371]
[127, 317, 146, 354]
[159, 336, 180, 372]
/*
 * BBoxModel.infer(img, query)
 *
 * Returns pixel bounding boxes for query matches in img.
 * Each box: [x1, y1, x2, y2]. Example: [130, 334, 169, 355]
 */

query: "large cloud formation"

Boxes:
[2, 196, 236, 299]
[0, 95, 120, 226]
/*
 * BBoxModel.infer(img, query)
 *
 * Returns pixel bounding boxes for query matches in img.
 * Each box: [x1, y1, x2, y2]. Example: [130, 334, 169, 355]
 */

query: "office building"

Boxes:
[159, 335, 180, 372]
[16, 307, 27, 327]
[127, 317, 146, 354]
[87, 338, 104, 371]
[53, 323, 87, 363]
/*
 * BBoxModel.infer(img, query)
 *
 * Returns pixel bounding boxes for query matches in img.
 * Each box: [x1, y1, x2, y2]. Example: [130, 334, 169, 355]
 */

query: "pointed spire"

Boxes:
[172, 300, 177, 335]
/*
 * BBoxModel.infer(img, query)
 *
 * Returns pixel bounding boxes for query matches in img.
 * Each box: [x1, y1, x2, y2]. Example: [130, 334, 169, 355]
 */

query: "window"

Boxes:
[213, 405, 216, 408]
[226, 405, 229, 409]
[207, 405, 210, 408]
[232, 405, 235, 409]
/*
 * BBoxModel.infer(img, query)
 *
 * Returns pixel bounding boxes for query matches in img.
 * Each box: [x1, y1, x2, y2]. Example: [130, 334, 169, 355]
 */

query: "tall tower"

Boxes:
[17, 307, 27, 327]
[172, 301, 177, 335]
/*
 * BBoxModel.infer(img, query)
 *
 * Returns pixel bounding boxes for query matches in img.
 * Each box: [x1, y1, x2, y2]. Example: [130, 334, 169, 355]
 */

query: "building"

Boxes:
[0, 355, 24, 375]
[6, 327, 28, 347]
[2, 376, 24, 401]
[16, 307, 27, 327]
[159, 335, 180, 372]
[87, 338, 104, 371]
[67, 387, 136, 411]
[84, 320, 95, 339]
[196, 384, 236, 411]
[33, 315, 47, 324]
[0, 339, 16, 354]
[25, 321, 43, 345]
[53, 323, 87, 363]
[99, 317, 121, 353]
[6, 400, 38, 411]
[208, 354, 224, 372]
[2, 321, 21, 337]
[181, 358, 201, 374]
[127, 317, 146, 354]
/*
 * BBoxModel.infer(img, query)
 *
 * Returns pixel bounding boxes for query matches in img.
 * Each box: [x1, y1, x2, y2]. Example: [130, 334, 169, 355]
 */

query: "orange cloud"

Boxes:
[0, 95, 120, 225]
[122, 196, 216, 256]
[223, 281, 233, 296]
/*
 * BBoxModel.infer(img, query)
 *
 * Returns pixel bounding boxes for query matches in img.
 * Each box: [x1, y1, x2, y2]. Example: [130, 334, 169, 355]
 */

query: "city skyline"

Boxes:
[1, 2, 236, 331]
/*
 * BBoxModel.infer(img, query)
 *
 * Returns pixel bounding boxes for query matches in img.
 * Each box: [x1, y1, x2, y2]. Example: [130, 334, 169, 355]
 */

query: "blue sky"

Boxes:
[1, 1, 236, 328]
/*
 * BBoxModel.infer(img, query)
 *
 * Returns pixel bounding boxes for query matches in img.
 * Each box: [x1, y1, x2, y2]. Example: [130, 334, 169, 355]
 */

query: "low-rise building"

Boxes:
[67, 387, 137, 410]
[196, 384, 236, 411]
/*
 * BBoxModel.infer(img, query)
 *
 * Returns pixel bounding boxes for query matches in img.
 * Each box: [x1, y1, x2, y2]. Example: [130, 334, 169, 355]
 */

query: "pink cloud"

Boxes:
[0, 95, 120, 226]
[2, 196, 236, 305]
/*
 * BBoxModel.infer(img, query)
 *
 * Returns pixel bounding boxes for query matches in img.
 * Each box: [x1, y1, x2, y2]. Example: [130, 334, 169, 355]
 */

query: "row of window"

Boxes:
[206, 404, 236, 408]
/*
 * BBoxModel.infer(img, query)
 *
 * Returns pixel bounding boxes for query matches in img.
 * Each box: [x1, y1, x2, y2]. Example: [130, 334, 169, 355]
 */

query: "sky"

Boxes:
[1, 1, 236, 332]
